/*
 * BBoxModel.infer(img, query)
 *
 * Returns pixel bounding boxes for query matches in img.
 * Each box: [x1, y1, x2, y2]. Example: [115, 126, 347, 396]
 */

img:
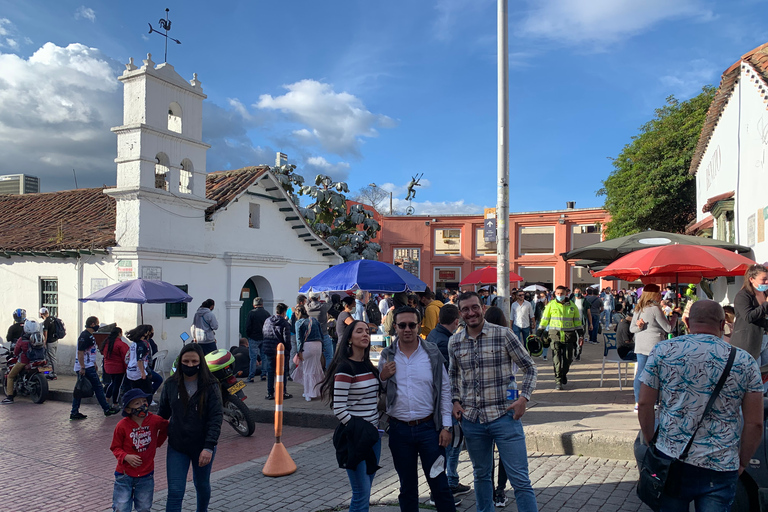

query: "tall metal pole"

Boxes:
[496, 0, 511, 320]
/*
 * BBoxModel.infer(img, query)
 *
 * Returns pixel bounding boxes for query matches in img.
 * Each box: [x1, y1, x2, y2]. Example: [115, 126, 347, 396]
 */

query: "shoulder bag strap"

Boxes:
[679, 346, 736, 461]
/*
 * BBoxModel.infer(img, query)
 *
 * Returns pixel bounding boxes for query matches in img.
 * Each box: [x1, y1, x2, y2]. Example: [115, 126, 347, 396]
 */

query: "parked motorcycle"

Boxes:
[1, 342, 51, 404]
[172, 348, 256, 437]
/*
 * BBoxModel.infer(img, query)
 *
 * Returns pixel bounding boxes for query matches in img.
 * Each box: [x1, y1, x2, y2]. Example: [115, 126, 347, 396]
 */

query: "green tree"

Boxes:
[598, 85, 716, 239]
[272, 164, 381, 261]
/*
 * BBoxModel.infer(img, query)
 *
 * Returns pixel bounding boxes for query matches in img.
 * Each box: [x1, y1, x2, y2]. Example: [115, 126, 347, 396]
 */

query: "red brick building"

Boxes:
[377, 205, 610, 291]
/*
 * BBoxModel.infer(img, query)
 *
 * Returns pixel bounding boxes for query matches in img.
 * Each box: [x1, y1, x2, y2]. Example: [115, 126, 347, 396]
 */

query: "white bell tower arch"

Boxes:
[107, 54, 214, 251]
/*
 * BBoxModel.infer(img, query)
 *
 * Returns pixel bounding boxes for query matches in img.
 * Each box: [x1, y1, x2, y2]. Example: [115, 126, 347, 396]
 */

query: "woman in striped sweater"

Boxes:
[321, 320, 381, 512]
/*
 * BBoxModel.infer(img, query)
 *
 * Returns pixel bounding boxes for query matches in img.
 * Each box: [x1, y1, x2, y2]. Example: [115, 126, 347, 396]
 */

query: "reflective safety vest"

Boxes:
[539, 300, 582, 331]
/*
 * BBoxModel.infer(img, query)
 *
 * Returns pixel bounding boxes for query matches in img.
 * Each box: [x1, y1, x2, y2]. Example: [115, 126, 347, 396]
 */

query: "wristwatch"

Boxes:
[442, 426, 453, 433]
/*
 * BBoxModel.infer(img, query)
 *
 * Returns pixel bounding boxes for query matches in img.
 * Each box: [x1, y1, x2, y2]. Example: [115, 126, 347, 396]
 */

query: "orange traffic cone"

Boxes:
[262, 343, 297, 477]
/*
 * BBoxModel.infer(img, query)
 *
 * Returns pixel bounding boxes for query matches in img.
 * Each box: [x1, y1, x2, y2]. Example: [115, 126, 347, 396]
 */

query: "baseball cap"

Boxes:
[121, 388, 152, 416]
[39, 307, 48, 315]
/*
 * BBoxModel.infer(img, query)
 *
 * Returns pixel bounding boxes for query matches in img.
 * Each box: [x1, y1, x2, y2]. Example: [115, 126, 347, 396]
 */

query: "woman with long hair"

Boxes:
[125, 325, 153, 394]
[732, 264, 768, 361]
[629, 284, 678, 410]
[158, 343, 223, 512]
[320, 320, 381, 512]
[102, 327, 128, 409]
[294, 305, 325, 401]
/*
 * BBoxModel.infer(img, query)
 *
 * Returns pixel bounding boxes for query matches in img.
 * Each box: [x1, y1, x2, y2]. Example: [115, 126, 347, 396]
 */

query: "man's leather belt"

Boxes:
[393, 414, 433, 426]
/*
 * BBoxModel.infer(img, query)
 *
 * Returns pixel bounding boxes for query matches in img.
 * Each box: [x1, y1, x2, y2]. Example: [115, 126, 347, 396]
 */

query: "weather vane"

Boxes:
[148, 8, 181, 63]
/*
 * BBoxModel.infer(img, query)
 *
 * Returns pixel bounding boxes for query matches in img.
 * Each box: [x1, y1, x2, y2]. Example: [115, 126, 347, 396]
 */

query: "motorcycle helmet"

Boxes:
[24, 319, 44, 348]
[526, 334, 543, 358]
[24, 319, 42, 334]
[205, 349, 235, 380]
[12, 308, 26, 323]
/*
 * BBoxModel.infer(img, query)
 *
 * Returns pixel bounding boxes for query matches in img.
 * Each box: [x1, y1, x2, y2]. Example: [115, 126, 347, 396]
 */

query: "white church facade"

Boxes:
[0, 54, 341, 372]
[688, 42, 768, 302]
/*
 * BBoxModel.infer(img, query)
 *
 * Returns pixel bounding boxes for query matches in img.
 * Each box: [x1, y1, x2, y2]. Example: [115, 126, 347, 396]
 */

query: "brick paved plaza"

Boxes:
[0, 398, 651, 512]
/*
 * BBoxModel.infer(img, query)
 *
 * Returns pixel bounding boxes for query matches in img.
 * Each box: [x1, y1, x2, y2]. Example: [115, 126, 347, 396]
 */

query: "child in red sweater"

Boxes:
[110, 388, 169, 512]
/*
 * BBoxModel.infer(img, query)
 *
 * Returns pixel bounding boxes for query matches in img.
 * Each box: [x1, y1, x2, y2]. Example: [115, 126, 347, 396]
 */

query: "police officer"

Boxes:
[537, 286, 584, 390]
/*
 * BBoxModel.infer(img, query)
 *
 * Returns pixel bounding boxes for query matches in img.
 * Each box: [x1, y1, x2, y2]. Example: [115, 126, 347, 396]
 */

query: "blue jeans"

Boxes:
[600, 309, 611, 329]
[247, 338, 261, 379]
[388, 418, 455, 512]
[346, 438, 381, 512]
[166, 445, 216, 512]
[445, 418, 461, 488]
[260, 344, 271, 379]
[113, 472, 154, 512]
[150, 370, 163, 393]
[462, 411, 537, 512]
[512, 326, 530, 345]
[589, 313, 600, 342]
[633, 353, 649, 404]
[71, 366, 110, 414]
[658, 457, 739, 511]
[322, 334, 334, 367]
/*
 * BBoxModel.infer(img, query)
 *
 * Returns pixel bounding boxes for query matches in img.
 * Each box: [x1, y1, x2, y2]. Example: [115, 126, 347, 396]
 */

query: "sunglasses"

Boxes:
[397, 322, 419, 330]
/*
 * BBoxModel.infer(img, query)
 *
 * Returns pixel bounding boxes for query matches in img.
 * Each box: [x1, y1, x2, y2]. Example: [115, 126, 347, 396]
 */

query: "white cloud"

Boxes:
[304, 156, 351, 181]
[5, 38, 17, 49]
[518, 0, 714, 46]
[659, 59, 718, 99]
[433, 0, 493, 41]
[256, 79, 395, 157]
[392, 198, 483, 215]
[202, 101, 274, 171]
[75, 6, 96, 22]
[0, 18, 12, 36]
[0, 42, 122, 190]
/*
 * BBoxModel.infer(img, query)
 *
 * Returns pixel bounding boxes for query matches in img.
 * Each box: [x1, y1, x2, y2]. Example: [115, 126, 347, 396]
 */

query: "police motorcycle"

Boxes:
[1, 320, 51, 404]
[172, 348, 255, 437]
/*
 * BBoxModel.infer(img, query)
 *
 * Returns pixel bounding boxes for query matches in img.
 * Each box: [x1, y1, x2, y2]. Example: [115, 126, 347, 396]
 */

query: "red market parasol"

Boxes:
[592, 245, 755, 285]
[459, 266, 524, 286]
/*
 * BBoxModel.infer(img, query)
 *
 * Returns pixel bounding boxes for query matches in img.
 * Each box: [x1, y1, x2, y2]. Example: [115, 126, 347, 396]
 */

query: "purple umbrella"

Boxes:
[80, 278, 193, 322]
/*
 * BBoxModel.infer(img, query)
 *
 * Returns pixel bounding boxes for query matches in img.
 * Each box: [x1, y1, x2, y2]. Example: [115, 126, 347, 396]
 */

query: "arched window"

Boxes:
[168, 102, 182, 133]
[180, 159, 193, 194]
[155, 153, 170, 191]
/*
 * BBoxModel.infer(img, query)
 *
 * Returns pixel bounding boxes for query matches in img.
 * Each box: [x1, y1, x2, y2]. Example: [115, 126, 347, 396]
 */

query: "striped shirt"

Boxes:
[449, 321, 537, 423]
[333, 359, 380, 426]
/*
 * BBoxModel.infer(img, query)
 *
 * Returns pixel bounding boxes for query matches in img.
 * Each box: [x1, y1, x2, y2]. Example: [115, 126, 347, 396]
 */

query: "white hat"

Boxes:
[39, 307, 48, 315]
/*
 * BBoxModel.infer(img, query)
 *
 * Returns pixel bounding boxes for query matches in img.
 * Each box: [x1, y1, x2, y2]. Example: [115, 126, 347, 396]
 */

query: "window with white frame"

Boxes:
[571, 224, 601, 251]
[475, 227, 496, 256]
[435, 229, 461, 255]
[40, 278, 58, 317]
[394, 248, 420, 278]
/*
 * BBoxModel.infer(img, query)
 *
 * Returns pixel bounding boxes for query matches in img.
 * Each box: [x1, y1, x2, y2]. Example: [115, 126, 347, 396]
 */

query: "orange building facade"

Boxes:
[377, 205, 610, 292]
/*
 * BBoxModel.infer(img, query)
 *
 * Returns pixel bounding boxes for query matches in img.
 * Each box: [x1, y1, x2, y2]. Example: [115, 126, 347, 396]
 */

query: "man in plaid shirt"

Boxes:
[449, 291, 538, 512]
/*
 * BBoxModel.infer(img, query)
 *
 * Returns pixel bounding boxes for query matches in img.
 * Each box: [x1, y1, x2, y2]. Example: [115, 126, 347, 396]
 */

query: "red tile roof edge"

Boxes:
[690, 42, 768, 175]
[685, 215, 714, 235]
[702, 190, 735, 213]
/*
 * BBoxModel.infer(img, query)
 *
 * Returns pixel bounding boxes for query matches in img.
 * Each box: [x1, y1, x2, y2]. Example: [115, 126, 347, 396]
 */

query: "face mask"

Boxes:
[130, 404, 149, 417]
[757, 284, 768, 292]
[181, 364, 200, 377]
[556, 295, 566, 302]
[574, 293, 581, 297]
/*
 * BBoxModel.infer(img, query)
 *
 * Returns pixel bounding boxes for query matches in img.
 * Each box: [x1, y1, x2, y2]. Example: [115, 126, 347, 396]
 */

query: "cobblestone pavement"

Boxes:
[145, 431, 651, 512]
[0, 399, 329, 512]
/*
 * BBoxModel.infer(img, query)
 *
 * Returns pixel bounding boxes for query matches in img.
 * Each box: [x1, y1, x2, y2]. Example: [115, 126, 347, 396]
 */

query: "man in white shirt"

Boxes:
[379, 306, 457, 511]
[510, 291, 535, 345]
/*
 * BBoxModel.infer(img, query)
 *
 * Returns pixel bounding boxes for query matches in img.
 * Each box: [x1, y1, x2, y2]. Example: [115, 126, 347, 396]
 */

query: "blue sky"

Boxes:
[0, 0, 767, 214]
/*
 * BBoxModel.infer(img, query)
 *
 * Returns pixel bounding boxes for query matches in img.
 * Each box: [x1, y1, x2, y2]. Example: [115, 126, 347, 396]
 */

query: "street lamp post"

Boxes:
[496, 0, 511, 319]
[368, 183, 393, 215]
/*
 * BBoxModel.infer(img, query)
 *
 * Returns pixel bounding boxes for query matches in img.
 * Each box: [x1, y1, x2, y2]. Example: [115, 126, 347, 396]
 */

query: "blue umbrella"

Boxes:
[299, 260, 427, 293]
[80, 278, 193, 322]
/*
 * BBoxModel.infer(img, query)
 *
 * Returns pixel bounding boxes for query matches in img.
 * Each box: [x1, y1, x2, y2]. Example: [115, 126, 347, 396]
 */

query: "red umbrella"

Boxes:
[459, 266, 524, 286]
[592, 245, 755, 284]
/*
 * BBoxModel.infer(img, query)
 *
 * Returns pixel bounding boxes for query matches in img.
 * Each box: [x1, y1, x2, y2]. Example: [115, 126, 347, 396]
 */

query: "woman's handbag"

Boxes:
[636, 347, 735, 511]
[73, 373, 94, 399]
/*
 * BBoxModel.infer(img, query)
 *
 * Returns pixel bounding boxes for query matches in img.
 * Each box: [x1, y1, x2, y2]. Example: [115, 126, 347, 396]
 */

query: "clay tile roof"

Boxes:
[690, 42, 768, 175]
[0, 188, 116, 252]
[685, 215, 714, 235]
[702, 190, 734, 213]
[205, 166, 269, 220]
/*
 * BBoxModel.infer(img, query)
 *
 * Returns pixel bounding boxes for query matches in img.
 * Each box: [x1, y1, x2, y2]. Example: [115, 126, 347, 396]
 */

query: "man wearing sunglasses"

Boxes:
[379, 306, 457, 511]
[450, 291, 538, 512]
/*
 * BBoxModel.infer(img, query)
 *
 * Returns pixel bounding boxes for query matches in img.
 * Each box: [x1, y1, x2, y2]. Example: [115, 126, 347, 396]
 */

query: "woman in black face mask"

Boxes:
[158, 343, 223, 512]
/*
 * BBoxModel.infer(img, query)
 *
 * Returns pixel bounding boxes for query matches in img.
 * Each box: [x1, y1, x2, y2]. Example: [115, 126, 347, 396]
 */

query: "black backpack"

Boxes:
[366, 299, 382, 326]
[27, 333, 46, 361]
[51, 317, 66, 341]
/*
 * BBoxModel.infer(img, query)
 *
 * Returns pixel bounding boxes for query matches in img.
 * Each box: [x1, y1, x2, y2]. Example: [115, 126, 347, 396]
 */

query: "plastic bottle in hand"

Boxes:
[506, 375, 519, 402]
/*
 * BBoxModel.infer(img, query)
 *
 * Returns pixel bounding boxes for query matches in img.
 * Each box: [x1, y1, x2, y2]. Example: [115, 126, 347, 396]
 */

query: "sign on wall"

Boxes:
[141, 266, 162, 280]
[748, 214, 756, 247]
[91, 278, 108, 294]
[117, 260, 136, 281]
[438, 270, 456, 281]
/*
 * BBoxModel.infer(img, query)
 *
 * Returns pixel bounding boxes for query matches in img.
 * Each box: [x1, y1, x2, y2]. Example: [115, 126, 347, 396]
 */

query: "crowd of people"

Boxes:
[4, 263, 768, 511]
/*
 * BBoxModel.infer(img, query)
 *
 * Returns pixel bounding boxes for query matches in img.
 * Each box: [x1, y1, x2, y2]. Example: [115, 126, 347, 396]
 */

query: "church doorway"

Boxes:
[238, 276, 273, 338]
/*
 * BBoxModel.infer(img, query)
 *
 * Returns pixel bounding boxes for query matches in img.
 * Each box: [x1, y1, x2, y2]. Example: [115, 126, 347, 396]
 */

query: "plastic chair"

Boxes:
[600, 332, 633, 390]
[152, 350, 168, 381]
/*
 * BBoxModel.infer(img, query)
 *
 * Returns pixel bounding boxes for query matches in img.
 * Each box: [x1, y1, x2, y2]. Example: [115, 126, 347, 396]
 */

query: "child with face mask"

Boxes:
[110, 389, 169, 512]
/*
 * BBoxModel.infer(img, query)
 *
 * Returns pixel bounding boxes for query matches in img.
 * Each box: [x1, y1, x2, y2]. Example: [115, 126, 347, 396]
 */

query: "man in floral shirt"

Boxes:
[638, 300, 763, 510]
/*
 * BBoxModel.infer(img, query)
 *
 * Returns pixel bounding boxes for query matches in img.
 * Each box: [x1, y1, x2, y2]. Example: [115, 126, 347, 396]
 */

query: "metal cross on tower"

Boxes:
[148, 8, 181, 63]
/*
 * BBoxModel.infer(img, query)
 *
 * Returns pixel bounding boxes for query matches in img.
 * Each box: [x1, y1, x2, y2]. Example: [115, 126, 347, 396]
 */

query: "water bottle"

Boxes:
[506, 375, 519, 401]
